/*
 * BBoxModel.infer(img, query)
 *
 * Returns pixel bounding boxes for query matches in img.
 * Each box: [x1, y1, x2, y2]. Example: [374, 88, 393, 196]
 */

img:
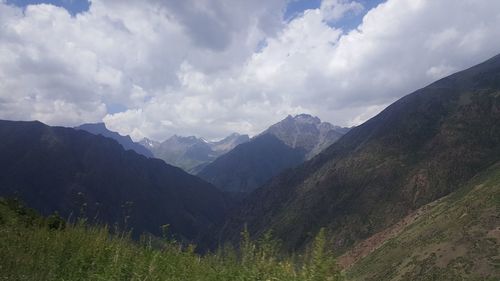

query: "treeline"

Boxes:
[0, 198, 342, 281]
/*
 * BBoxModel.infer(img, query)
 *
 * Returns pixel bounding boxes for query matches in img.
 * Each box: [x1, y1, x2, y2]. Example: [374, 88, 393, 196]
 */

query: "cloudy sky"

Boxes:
[1, 0, 500, 141]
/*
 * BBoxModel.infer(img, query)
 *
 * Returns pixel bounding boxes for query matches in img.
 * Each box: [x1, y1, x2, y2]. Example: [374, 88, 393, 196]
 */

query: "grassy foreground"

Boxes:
[0, 198, 342, 281]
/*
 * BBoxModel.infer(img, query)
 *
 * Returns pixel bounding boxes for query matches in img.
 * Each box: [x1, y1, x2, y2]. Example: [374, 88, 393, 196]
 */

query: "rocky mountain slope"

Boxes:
[0, 120, 227, 247]
[262, 113, 349, 159]
[198, 114, 348, 193]
[221, 54, 500, 256]
[141, 133, 249, 173]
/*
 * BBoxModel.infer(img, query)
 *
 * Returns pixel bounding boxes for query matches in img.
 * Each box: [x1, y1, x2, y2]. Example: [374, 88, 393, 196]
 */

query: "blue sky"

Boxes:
[8, 0, 384, 29]
[6, 0, 89, 15]
[285, 0, 384, 31]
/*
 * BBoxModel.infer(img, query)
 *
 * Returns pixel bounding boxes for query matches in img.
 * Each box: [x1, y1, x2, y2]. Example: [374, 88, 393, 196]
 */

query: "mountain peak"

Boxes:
[263, 113, 347, 158]
[292, 113, 321, 124]
[139, 137, 159, 149]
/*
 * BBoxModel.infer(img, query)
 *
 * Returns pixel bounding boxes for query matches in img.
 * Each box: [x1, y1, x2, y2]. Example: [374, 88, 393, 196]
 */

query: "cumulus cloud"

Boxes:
[1, 0, 500, 141]
[320, 0, 364, 22]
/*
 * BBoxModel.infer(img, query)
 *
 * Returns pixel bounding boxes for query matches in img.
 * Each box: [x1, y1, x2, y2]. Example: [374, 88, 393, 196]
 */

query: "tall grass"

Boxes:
[0, 199, 342, 281]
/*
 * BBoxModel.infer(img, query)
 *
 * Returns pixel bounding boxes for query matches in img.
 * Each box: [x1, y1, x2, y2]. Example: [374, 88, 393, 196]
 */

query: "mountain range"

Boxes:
[197, 134, 306, 193]
[221, 52, 500, 268]
[197, 114, 349, 193]
[140, 133, 250, 174]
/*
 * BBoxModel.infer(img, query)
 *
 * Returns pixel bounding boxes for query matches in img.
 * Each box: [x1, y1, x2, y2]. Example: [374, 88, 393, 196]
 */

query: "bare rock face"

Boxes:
[262, 114, 349, 159]
[140, 133, 249, 174]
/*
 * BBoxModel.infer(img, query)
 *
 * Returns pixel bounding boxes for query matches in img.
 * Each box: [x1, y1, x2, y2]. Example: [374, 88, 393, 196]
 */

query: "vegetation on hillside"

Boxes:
[0, 198, 342, 281]
[345, 163, 500, 281]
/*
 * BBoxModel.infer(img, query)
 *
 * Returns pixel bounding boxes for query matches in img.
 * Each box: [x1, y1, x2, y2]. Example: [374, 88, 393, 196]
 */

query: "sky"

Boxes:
[1, 0, 500, 141]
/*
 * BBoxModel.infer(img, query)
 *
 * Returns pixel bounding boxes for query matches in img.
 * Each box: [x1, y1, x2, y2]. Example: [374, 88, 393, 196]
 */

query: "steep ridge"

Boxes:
[76, 123, 153, 158]
[0, 120, 227, 247]
[198, 114, 347, 193]
[197, 134, 306, 193]
[345, 161, 500, 281]
[221, 54, 500, 253]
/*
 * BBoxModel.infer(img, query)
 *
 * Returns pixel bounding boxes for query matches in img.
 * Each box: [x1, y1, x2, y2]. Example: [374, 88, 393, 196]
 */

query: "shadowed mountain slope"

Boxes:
[221, 54, 500, 254]
[0, 120, 227, 247]
[197, 134, 306, 193]
[76, 123, 153, 158]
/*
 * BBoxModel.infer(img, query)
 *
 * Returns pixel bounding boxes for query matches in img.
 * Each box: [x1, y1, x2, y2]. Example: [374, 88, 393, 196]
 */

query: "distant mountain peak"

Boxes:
[291, 113, 321, 124]
[263, 113, 348, 158]
[271, 113, 330, 130]
[139, 137, 159, 149]
[142, 132, 250, 173]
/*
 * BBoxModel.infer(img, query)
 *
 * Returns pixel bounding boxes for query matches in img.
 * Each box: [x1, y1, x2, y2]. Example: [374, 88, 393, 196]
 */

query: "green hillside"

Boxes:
[0, 198, 343, 281]
[345, 162, 500, 281]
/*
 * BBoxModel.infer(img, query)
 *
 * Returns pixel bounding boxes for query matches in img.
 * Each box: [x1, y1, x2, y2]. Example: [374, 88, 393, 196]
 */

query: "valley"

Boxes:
[0, 1, 499, 279]
[1, 54, 499, 281]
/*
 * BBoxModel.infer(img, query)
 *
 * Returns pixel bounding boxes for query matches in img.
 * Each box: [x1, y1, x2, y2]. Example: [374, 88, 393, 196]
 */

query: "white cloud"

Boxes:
[320, 0, 364, 22]
[1, 0, 500, 141]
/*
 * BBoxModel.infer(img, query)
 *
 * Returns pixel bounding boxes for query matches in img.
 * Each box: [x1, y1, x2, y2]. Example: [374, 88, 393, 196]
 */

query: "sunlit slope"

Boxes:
[346, 162, 500, 281]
